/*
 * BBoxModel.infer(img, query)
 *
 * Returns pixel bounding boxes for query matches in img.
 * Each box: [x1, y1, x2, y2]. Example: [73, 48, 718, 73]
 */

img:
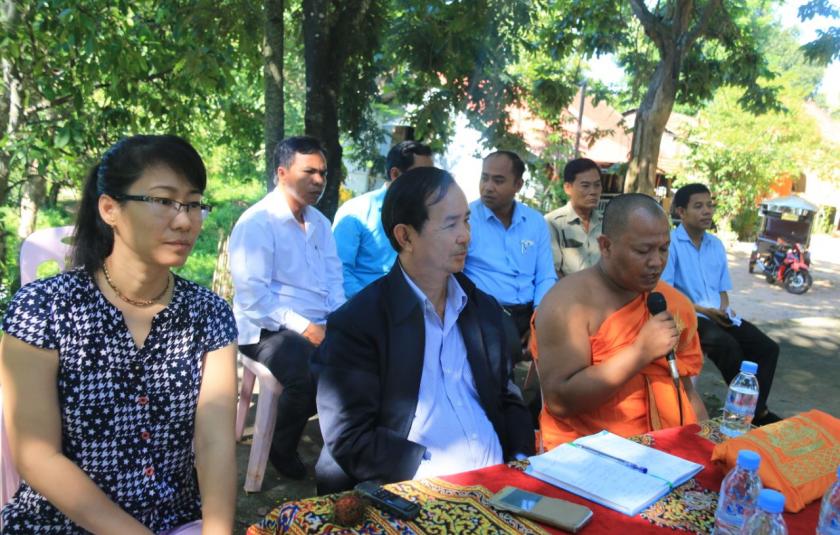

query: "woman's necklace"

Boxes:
[102, 262, 171, 307]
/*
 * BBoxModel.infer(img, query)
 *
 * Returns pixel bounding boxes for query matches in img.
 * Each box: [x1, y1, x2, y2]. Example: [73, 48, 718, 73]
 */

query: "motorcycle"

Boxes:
[752, 240, 813, 294]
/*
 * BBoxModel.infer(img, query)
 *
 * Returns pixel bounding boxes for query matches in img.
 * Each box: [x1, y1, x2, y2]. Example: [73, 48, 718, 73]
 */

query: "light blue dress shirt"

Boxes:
[401, 268, 503, 479]
[332, 185, 396, 298]
[661, 224, 732, 313]
[464, 200, 557, 306]
[229, 187, 346, 345]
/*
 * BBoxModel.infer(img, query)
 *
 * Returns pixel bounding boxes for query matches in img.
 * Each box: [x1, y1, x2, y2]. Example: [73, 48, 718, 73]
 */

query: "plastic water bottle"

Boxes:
[740, 489, 787, 534]
[817, 465, 840, 535]
[714, 450, 762, 535]
[720, 360, 759, 437]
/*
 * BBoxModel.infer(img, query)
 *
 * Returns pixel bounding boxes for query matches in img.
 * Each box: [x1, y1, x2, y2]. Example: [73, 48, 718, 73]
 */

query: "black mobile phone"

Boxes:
[354, 481, 421, 520]
[489, 486, 593, 532]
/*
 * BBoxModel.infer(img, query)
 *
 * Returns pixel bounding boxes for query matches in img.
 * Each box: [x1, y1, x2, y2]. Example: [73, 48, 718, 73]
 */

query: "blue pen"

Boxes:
[571, 442, 649, 474]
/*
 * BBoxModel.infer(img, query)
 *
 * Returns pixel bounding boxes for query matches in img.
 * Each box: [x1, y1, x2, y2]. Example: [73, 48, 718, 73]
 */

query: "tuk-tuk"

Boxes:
[748, 195, 817, 293]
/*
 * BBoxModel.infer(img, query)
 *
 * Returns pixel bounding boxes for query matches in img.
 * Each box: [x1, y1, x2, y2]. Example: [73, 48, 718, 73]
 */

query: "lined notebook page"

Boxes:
[528, 443, 668, 514]
[574, 430, 702, 485]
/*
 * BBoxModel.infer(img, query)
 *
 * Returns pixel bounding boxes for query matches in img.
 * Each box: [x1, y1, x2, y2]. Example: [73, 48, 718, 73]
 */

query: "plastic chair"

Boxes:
[19, 225, 74, 285]
[235, 353, 284, 492]
[1, 225, 75, 511]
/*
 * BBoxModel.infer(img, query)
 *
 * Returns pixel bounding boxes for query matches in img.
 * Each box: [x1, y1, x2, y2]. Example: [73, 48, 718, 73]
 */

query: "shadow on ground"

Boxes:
[695, 317, 840, 420]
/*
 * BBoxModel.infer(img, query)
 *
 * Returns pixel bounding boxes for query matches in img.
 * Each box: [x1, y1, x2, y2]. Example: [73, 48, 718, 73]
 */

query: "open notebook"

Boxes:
[525, 430, 704, 516]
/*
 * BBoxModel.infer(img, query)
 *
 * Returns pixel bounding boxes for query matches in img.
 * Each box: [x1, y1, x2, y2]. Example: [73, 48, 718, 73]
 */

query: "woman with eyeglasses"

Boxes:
[0, 135, 237, 534]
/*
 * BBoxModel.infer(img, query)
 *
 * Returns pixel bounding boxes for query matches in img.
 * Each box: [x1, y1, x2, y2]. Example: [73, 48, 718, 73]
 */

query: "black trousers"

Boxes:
[240, 328, 318, 457]
[696, 317, 779, 416]
[503, 302, 541, 427]
[503, 302, 535, 341]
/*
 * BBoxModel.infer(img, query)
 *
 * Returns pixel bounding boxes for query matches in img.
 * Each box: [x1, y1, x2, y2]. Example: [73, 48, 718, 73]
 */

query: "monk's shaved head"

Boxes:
[602, 193, 667, 238]
[597, 193, 670, 293]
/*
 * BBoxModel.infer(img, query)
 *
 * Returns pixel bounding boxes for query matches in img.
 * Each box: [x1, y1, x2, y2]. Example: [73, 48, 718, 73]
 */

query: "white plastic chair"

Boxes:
[1, 225, 74, 510]
[234, 353, 284, 492]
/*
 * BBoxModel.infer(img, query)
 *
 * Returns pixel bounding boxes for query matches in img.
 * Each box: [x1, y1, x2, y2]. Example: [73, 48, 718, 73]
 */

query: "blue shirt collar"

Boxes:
[477, 199, 524, 225]
[674, 223, 709, 247]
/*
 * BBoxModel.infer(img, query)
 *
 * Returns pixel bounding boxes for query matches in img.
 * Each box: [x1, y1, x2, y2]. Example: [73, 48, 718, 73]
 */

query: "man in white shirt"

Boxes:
[229, 136, 346, 479]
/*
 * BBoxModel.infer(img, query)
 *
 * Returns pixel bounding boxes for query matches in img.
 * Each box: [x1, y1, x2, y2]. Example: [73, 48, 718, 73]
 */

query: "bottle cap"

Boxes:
[740, 361, 758, 374]
[757, 489, 785, 514]
[736, 450, 761, 471]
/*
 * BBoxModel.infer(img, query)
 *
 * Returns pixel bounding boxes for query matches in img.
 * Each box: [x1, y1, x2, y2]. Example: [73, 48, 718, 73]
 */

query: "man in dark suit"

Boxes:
[314, 167, 534, 494]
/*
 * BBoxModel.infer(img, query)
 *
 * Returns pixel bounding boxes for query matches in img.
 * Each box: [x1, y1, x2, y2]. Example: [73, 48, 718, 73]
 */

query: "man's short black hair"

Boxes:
[273, 136, 326, 171]
[385, 140, 432, 179]
[563, 158, 601, 184]
[484, 150, 526, 181]
[673, 183, 711, 210]
[602, 193, 667, 238]
[382, 166, 455, 252]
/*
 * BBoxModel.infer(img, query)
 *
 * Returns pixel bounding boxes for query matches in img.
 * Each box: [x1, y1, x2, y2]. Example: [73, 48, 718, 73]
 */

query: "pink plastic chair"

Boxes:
[19, 225, 74, 285]
[235, 354, 284, 492]
[1, 226, 74, 512]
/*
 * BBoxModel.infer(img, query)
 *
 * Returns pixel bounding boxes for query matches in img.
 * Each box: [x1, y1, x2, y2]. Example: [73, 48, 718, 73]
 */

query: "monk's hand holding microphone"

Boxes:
[634, 295, 680, 368]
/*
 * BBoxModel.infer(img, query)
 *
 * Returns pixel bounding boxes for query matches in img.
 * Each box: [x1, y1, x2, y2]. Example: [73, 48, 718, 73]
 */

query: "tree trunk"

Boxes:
[624, 56, 678, 195]
[0, 58, 21, 206]
[263, 0, 284, 192]
[302, 0, 343, 221]
[0, 1, 20, 206]
[18, 160, 46, 239]
[47, 179, 61, 206]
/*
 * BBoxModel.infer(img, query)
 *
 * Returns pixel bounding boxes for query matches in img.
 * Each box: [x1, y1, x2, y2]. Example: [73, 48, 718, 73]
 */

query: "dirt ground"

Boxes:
[233, 234, 840, 532]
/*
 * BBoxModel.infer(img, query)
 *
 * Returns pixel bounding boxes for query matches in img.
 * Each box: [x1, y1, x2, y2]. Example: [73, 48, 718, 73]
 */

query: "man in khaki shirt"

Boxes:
[545, 158, 604, 278]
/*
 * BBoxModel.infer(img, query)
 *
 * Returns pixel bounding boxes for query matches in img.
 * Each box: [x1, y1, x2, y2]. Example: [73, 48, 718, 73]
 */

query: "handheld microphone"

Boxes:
[646, 291, 679, 383]
[647, 291, 684, 425]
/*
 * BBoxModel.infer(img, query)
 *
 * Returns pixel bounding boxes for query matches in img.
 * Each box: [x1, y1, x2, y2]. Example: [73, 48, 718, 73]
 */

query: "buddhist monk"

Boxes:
[533, 193, 707, 450]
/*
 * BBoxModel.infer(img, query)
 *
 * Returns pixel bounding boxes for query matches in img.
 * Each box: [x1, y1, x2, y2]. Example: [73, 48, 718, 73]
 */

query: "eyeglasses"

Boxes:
[111, 194, 213, 221]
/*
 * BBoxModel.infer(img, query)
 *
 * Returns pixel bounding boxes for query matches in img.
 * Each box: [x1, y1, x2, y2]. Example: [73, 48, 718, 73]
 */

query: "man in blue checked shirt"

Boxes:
[332, 140, 433, 298]
[464, 151, 557, 346]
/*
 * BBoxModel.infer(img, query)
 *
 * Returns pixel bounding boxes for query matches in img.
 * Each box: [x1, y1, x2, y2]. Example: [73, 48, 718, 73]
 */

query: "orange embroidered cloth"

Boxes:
[712, 409, 840, 512]
[534, 281, 704, 450]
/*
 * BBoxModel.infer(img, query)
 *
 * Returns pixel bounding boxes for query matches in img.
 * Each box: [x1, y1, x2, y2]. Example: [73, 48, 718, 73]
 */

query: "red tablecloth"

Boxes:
[247, 421, 821, 534]
[444, 422, 819, 534]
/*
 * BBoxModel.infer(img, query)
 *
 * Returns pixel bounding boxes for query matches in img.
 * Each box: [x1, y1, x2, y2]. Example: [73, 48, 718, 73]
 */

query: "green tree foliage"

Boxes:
[542, 0, 783, 195]
[0, 0, 265, 293]
[381, 0, 532, 151]
[682, 25, 838, 239]
[303, 0, 547, 219]
[0, 0, 262, 201]
[0, 0, 254, 166]
[799, 0, 840, 64]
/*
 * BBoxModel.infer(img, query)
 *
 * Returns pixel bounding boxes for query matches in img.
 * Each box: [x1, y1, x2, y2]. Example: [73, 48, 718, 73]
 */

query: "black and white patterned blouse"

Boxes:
[1, 269, 237, 534]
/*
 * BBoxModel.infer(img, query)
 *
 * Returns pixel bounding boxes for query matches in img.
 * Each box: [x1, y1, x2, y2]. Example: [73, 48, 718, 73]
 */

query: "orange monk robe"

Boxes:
[532, 281, 704, 451]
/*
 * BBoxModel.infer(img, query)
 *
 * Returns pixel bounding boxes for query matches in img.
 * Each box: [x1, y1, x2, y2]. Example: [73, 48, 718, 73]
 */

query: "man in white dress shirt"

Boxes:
[229, 136, 345, 479]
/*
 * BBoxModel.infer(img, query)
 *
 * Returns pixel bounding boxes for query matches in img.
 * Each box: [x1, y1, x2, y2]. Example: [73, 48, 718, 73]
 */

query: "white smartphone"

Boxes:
[489, 486, 594, 532]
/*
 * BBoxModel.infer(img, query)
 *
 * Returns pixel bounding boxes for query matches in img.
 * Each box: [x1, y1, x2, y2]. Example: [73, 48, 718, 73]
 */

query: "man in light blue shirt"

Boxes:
[662, 183, 780, 426]
[464, 151, 556, 340]
[314, 167, 533, 493]
[332, 141, 433, 297]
